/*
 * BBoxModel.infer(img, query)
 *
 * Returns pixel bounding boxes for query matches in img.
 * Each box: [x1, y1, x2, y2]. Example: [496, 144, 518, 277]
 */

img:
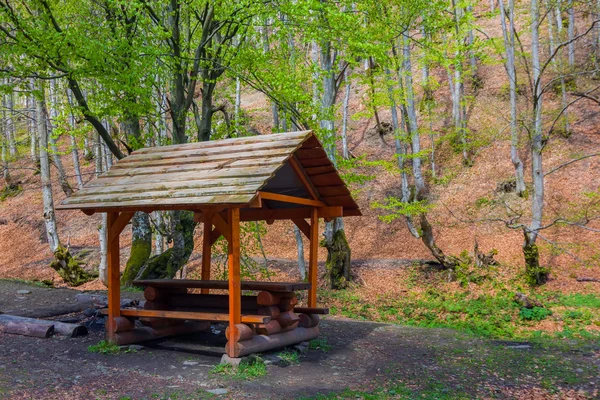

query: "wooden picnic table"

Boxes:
[133, 279, 311, 293]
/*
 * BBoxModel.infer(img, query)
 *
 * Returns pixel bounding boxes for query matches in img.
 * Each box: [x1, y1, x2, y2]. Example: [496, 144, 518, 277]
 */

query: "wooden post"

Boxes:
[226, 207, 241, 357]
[106, 212, 121, 342]
[308, 208, 319, 307]
[201, 210, 213, 295]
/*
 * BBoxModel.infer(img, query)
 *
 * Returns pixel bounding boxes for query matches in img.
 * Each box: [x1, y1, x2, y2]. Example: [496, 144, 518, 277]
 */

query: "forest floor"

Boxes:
[1, 280, 599, 400]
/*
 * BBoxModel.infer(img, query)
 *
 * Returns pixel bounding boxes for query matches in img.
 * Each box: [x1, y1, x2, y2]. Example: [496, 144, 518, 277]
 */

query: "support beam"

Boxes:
[288, 156, 322, 201]
[106, 212, 121, 342]
[258, 191, 325, 207]
[308, 208, 319, 307]
[227, 207, 241, 357]
[201, 211, 213, 295]
[239, 206, 342, 222]
[292, 218, 311, 239]
[108, 212, 134, 240]
[213, 212, 231, 242]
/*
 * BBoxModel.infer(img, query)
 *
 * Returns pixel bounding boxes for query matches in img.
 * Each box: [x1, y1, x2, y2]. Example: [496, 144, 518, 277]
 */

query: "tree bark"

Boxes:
[47, 80, 72, 197]
[36, 81, 60, 253]
[293, 225, 306, 280]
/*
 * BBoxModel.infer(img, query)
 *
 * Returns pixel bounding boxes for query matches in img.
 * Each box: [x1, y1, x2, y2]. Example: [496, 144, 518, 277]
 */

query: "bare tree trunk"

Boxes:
[293, 225, 306, 280]
[1, 103, 12, 188]
[153, 211, 165, 255]
[451, 0, 470, 165]
[28, 81, 39, 166]
[500, 0, 527, 196]
[567, 0, 575, 68]
[341, 69, 351, 160]
[66, 90, 84, 189]
[47, 80, 72, 197]
[525, 0, 548, 285]
[36, 81, 60, 253]
[5, 89, 16, 157]
[421, 26, 436, 179]
[547, 2, 571, 137]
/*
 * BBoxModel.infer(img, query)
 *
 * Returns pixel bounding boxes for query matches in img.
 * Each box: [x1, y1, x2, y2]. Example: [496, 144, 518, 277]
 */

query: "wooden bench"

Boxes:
[133, 279, 311, 292]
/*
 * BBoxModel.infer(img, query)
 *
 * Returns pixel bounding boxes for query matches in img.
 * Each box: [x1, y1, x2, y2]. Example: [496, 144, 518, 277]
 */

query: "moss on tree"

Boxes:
[121, 238, 151, 286]
[523, 241, 550, 286]
[325, 229, 351, 290]
[49, 245, 96, 286]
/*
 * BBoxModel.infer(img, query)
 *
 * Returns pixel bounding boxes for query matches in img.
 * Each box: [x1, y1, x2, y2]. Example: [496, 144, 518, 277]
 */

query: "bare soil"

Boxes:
[0, 281, 598, 400]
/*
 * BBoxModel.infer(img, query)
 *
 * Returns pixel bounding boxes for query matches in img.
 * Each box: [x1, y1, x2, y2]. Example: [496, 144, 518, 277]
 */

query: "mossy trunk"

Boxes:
[135, 211, 196, 280]
[121, 212, 152, 286]
[50, 245, 95, 286]
[325, 218, 351, 290]
[419, 214, 459, 270]
[523, 232, 550, 286]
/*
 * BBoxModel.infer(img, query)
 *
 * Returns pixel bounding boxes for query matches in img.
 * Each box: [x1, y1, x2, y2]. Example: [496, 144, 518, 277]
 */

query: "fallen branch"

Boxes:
[576, 277, 600, 283]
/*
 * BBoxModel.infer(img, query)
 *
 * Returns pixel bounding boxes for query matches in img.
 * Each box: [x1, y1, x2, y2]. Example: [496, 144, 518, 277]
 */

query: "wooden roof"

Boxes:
[57, 131, 361, 216]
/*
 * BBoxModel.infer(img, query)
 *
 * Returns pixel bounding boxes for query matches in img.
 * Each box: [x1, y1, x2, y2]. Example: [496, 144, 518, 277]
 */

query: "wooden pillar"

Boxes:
[201, 210, 213, 295]
[106, 212, 121, 342]
[308, 208, 319, 307]
[226, 207, 241, 357]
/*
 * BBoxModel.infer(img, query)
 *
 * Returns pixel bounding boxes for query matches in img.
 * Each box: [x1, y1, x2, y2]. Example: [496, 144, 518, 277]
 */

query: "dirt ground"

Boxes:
[0, 281, 599, 400]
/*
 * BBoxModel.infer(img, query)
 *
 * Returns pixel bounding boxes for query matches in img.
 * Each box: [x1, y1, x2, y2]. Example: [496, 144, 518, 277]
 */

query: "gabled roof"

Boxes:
[57, 131, 361, 216]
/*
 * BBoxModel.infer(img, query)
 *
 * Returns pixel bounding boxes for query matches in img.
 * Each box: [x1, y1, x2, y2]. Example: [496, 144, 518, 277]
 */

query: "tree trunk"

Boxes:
[47, 80, 72, 197]
[5, 89, 16, 157]
[29, 80, 39, 167]
[567, 0, 575, 68]
[293, 225, 306, 280]
[500, 0, 527, 196]
[66, 90, 84, 189]
[525, 0, 548, 286]
[121, 212, 152, 286]
[36, 80, 60, 253]
[341, 69, 351, 160]
[420, 214, 459, 269]
[547, 4, 571, 137]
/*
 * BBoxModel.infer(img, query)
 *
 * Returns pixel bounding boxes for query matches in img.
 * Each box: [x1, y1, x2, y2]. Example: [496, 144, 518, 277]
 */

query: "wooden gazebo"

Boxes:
[57, 131, 360, 357]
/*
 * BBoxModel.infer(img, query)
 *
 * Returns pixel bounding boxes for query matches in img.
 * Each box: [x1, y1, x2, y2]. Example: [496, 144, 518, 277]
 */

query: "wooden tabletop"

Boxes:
[133, 279, 311, 292]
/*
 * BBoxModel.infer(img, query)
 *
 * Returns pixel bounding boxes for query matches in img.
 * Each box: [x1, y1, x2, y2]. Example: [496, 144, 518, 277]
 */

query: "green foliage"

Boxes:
[278, 350, 300, 365]
[309, 337, 332, 353]
[372, 196, 431, 223]
[0, 184, 22, 201]
[88, 340, 120, 355]
[210, 356, 267, 379]
[49, 245, 96, 286]
[519, 307, 552, 321]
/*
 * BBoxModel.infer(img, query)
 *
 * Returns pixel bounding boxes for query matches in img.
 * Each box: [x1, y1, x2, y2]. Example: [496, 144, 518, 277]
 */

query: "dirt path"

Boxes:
[0, 281, 598, 399]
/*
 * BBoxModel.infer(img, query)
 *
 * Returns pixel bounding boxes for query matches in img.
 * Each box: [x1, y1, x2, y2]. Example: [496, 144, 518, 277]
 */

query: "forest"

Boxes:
[0, 0, 600, 399]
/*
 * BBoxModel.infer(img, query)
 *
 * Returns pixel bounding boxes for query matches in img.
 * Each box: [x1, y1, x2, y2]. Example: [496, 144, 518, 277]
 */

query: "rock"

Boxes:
[293, 342, 309, 354]
[16, 290, 31, 295]
[83, 308, 97, 317]
[220, 354, 243, 367]
[262, 354, 286, 366]
[506, 344, 531, 349]
[128, 344, 144, 351]
[207, 388, 228, 395]
[182, 360, 198, 366]
[514, 292, 543, 309]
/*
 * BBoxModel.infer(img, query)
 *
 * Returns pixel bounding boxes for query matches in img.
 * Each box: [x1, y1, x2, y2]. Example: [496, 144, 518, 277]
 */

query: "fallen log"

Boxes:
[0, 315, 54, 338]
[577, 277, 600, 283]
[229, 326, 320, 357]
[0, 314, 87, 338]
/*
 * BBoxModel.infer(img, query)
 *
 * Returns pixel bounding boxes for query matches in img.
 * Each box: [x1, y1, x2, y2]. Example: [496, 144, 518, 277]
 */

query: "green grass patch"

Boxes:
[309, 337, 332, 352]
[88, 340, 121, 355]
[278, 350, 300, 365]
[210, 356, 267, 380]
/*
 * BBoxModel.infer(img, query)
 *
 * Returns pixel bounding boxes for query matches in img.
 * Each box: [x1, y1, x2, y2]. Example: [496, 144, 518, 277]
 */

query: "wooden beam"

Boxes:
[292, 218, 311, 239]
[106, 212, 121, 342]
[258, 191, 325, 207]
[108, 212, 134, 242]
[210, 226, 223, 246]
[227, 207, 242, 357]
[308, 208, 319, 307]
[212, 212, 231, 242]
[201, 211, 213, 295]
[239, 206, 342, 222]
[102, 308, 269, 324]
[289, 155, 322, 201]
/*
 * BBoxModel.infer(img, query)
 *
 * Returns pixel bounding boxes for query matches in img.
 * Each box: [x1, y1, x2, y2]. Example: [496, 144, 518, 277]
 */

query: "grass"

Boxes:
[303, 382, 469, 399]
[309, 337, 332, 352]
[210, 356, 267, 380]
[87, 340, 121, 355]
[278, 350, 300, 365]
[319, 265, 600, 341]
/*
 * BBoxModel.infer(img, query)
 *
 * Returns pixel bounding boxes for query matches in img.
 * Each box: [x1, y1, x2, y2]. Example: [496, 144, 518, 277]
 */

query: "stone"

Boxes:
[506, 345, 531, 349]
[293, 343, 309, 354]
[262, 354, 286, 366]
[207, 388, 228, 395]
[220, 354, 243, 367]
[83, 308, 97, 317]
[16, 290, 31, 295]
[182, 360, 198, 366]
[128, 344, 144, 351]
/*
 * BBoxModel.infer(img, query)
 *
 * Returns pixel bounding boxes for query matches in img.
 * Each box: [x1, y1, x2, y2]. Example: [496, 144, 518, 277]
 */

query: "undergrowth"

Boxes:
[210, 356, 267, 379]
[320, 263, 600, 341]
